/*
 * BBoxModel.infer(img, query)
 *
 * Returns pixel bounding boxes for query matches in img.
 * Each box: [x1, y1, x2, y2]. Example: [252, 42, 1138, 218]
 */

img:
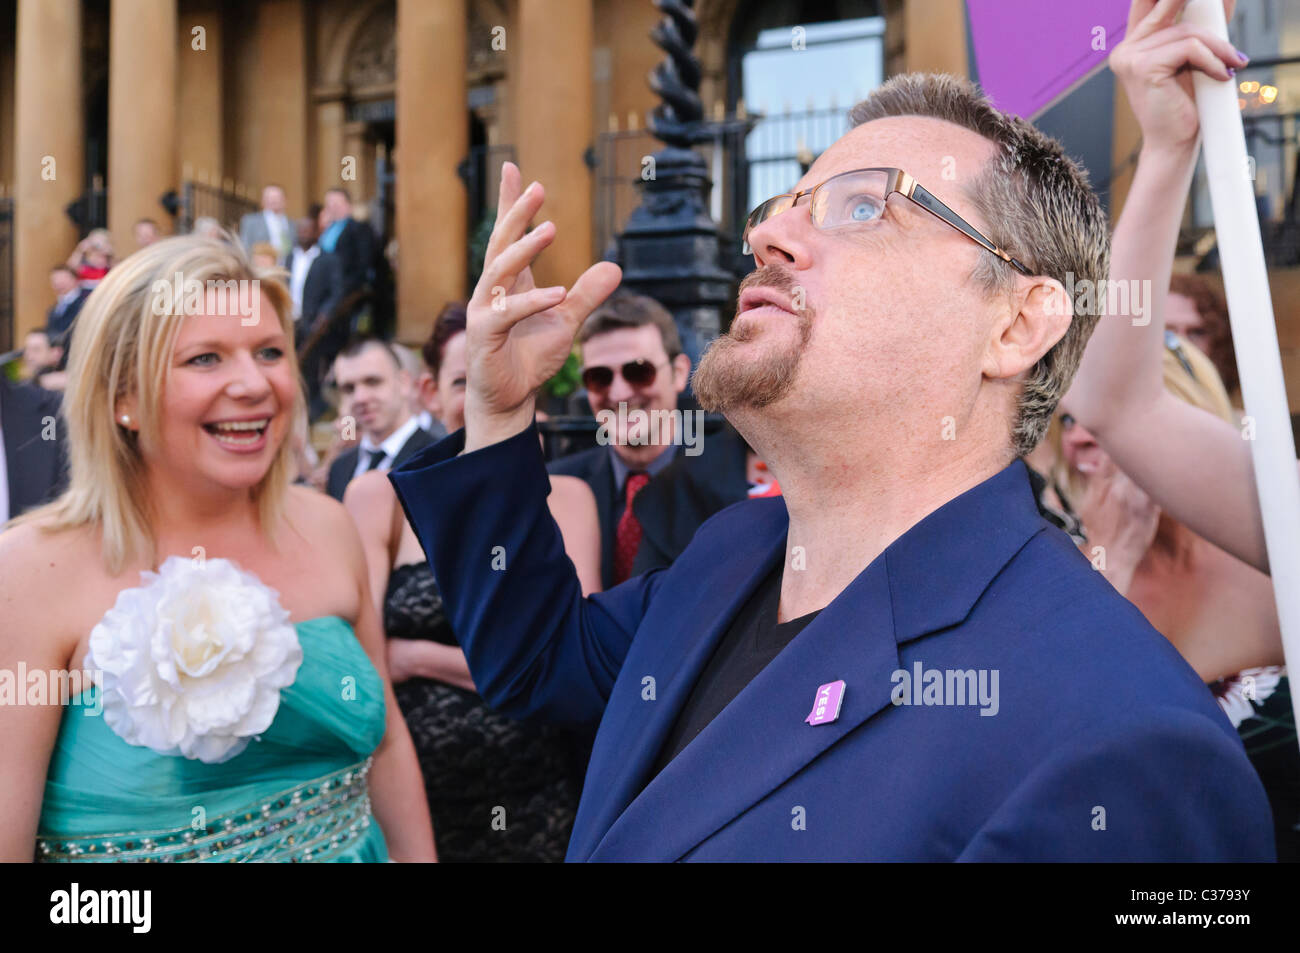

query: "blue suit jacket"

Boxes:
[390, 425, 1275, 861]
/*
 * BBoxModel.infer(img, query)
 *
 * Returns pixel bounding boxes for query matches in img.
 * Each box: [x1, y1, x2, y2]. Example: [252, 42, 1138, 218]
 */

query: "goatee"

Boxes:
[693, 266, 813, 412]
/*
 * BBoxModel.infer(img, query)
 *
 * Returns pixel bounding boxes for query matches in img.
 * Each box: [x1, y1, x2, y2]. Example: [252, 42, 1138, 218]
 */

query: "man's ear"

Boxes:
[418, 372, 442, 419]
[982, 277, 1071, 381]
[671, 352, 692, 393]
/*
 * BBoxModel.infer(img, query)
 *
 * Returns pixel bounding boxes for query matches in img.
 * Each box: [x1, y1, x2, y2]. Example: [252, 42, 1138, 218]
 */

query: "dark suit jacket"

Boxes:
[299, 252, 343, 337]
[2, 375, 68, 519]
[46, 288, 91, 340]
[391, 424, 1274, 861]
[326, 424, 434, 502]
[332, 219, 375, 298]
[547, 426, 748, 588]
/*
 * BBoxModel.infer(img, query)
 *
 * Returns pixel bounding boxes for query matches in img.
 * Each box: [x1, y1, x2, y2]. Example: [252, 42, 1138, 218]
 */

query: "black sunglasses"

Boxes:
[582, 358, 673, 393]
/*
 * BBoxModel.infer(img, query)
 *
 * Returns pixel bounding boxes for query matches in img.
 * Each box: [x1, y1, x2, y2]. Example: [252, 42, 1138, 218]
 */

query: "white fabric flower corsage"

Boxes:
[1212, 666, 1284, 729]
[87, 556, 303, 763]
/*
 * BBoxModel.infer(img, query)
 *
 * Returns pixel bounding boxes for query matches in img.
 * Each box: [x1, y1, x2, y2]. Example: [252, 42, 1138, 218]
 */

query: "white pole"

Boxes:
[1184, 0, 1300, 742]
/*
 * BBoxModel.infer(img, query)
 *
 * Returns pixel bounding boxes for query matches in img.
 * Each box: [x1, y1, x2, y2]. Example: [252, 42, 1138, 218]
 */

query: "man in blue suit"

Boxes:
[391, 70, 1275, 861]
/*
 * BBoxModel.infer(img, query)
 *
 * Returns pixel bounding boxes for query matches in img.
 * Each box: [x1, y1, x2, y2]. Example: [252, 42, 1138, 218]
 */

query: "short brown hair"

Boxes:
[849, 74, 1110, 457]
[422, 302, 468, 377]
[577, 290, 681, 358]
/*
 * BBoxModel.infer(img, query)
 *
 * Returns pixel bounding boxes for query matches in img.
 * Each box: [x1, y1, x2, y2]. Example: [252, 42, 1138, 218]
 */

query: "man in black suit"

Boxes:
[326, 338, 434, 501]
[46, 265, 91, 342]
[289, 216, 345, 419]
[547, 292, 749, 588]
[0, 370, 68, 523]
[319, 188, 375, 299]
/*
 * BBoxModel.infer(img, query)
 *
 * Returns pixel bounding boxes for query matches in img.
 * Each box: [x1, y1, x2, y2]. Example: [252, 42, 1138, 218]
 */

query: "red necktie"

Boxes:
[614, 472, 651, 584]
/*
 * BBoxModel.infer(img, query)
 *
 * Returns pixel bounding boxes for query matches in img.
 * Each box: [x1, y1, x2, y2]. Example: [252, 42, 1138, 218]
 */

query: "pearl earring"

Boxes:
[119, 414, 131, 426]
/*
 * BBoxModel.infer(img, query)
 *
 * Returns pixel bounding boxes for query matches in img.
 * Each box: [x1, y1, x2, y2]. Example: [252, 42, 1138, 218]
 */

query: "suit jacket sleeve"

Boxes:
[239, 213, 258, 251]
[390, 424, 662, 730]
[956, 708, 1276, 861]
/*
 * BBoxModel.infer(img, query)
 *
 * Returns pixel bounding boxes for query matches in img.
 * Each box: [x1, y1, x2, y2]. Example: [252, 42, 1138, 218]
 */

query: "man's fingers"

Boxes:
[475, 220, 557, 304]
[493, 162, 520, 233]
[556, 261, 623, 332]
[477, 285, 568, 336]
[484, 171, 544, 271]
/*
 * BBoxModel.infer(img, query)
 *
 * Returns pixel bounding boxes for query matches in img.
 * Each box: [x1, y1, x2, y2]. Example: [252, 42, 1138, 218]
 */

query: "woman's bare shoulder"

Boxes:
[0, 520, 101, 649]
[340, 470, 396, 514]
[550, 473, 596, 503]
[285, 484, 368, 561]
[0, 518, 95, 586]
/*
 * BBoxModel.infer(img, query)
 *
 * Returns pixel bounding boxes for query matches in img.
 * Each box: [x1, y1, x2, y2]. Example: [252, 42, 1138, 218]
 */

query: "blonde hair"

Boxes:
[10, 233, 302, 573]
[1053, 333, 1233, 505]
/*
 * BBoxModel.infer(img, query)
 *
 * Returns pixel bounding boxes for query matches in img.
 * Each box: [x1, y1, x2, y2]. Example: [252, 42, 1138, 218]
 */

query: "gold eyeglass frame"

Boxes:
[742, 166, 1032, 276]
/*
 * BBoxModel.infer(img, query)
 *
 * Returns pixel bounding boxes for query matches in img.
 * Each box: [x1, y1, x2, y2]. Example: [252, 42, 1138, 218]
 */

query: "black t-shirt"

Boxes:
[650, 565, 821, 778]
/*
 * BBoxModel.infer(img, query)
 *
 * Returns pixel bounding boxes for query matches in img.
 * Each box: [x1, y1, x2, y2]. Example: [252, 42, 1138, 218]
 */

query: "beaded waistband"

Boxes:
[36, 758, 375, 863]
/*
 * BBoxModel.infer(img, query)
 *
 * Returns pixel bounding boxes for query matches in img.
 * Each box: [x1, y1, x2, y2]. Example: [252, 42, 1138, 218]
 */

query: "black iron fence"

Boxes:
[594, 106, 849, 279]
[0, 197, 12, 354]
[178, 181, 260, 235]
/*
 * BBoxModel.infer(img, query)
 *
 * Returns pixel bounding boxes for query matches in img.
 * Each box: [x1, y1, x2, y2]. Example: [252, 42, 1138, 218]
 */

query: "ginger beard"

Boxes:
[693, 265, 814, 412]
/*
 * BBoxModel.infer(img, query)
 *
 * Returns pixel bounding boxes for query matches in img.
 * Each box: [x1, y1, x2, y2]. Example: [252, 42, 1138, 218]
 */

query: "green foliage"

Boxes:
[544, 348, 582, 400]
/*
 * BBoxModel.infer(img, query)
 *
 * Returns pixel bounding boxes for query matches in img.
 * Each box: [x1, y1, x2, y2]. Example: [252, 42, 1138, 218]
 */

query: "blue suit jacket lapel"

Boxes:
[566, 498, 787, 860]
[577, 460, 1047, 861]
[587, 553, 901, 861]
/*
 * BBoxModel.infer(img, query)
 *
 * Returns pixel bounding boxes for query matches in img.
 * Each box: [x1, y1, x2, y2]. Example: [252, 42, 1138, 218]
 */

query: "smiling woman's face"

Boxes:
[133, 288, 297, 493]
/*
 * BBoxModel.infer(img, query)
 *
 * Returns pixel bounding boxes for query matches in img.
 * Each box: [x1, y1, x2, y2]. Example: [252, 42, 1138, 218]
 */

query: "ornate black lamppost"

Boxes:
[613, 0, 735, 375]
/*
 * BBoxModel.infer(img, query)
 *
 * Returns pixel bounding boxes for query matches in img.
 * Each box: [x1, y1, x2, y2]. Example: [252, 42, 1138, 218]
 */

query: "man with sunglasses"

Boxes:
[393, 63, 1272, 860]
[548, 291, 749, 589]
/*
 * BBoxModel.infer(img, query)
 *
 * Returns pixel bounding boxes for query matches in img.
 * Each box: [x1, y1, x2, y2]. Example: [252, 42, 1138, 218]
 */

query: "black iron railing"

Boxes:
[178, 181, 260, 235]
[594, 106, 848, 280]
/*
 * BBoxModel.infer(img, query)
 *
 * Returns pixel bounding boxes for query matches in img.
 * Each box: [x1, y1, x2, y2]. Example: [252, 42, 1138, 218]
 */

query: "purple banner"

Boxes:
[967, 0, 1132, 118]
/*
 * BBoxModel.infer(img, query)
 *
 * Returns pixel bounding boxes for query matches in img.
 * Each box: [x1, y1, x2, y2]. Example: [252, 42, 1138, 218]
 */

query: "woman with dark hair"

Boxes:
[344, 302, 600, 861]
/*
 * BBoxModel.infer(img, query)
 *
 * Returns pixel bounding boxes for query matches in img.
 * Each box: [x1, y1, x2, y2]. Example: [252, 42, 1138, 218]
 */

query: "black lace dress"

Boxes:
[383, 561, 584, 862]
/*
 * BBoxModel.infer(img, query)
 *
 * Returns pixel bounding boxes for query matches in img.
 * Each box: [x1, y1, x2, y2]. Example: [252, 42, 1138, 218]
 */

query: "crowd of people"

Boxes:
[0, 0, 1296, 862]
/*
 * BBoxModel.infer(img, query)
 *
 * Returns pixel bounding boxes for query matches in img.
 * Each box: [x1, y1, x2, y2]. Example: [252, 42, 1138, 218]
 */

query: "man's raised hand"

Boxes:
[463, 162, 622, 452]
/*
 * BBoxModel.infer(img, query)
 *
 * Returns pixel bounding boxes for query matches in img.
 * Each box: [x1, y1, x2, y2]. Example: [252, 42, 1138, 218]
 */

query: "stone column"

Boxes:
[395, 0, 467, 344]
[178, 0, 223, 188]
[514, 0, 593, 290]
[13, 0, 83, 345]
[108, 0, 178, 255]
[256, 0, 309, 215]
[902, 0, 968, 75]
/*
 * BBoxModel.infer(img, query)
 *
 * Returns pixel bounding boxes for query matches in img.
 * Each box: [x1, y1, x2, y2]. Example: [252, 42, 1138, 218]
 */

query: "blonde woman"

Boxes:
[1057, 337, 1296, 860]
[0, 235, 435, 862]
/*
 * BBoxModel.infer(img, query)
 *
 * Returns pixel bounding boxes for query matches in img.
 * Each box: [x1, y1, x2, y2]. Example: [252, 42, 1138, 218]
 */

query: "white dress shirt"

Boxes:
[351, 414, 422, 481]
[264, 210, 290, 260]
[289, 244, 321, 321]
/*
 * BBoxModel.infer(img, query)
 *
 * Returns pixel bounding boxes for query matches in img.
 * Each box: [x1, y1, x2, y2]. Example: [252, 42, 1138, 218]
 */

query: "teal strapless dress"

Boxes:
[36, 616, 389, 862]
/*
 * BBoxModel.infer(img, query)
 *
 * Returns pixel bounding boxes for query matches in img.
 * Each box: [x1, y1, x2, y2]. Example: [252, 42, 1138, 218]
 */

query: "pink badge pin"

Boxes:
[805, 679, 846, 726]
